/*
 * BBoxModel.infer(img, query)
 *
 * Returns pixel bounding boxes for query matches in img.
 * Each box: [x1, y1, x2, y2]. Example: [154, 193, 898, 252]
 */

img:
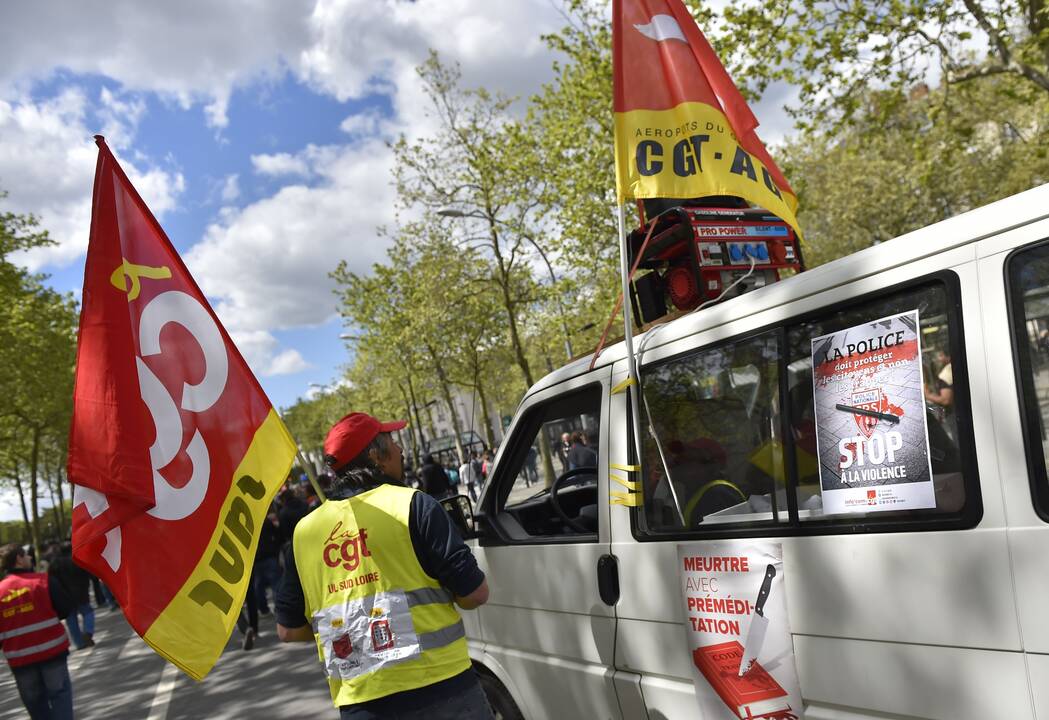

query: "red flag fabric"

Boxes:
[68, 137, 298, 679]
[613, 0, 800, 235]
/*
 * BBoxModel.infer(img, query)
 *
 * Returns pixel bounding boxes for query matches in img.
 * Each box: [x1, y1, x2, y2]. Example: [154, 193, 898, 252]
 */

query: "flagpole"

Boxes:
[617, 204, 644, 488]
[617, 203, 688, 527]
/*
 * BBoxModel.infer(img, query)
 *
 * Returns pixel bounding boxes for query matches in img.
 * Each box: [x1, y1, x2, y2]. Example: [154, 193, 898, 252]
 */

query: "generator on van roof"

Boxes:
[628, 198, 805, 326]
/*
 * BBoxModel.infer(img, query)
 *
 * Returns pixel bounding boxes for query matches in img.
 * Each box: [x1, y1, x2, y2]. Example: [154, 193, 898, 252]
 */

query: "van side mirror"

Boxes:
[439, 494, 479, 539]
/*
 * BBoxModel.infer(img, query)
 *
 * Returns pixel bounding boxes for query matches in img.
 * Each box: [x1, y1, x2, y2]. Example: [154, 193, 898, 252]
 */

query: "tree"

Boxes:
[0, 196, 78, 554]
[527, 0, 622, 342]
[392, 53, 545, 389]
[781, 80, 1049, 265]
[713, 0, 1049, 131]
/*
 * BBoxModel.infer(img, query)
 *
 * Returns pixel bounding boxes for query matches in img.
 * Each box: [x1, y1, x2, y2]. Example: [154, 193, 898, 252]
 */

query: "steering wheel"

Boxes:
[549, 466, 597, 533]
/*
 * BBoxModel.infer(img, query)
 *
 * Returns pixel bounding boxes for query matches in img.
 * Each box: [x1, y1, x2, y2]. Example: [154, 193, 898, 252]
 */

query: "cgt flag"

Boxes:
[613, 0, 800, 235]
[68, 136, 298, 679]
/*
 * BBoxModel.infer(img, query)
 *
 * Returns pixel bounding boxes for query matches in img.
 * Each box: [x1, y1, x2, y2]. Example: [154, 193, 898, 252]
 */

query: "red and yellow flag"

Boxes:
[68, 136, 298, 679]
[613, 0, 799, 234]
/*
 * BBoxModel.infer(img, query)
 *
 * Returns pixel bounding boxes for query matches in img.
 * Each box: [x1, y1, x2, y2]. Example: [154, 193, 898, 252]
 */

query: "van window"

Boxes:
[487, 386, 601, 540]
[638, 332, 785, 533]
[1007, 241, 1049, 518]
[636, 277, 975, 537]
[786, 282, 966, 520]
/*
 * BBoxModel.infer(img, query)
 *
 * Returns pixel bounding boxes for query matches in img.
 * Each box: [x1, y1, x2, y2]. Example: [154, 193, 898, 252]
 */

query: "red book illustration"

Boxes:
[693, 641, 793, 719]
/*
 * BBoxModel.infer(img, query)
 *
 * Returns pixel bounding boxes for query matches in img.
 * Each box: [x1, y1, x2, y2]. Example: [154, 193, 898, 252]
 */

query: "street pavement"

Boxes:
[1, 606, 338, 719]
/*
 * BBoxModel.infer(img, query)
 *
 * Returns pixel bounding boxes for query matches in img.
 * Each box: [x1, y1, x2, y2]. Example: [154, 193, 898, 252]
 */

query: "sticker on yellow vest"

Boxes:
[315, 589, 420, 680]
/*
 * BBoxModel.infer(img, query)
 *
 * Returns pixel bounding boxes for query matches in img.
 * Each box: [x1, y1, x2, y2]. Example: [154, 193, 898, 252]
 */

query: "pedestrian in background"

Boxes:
[48, 542, 95, 650]
[1, 543, 75, 719]
[254, 510, 282, 616]
[419, 453, 450, 499]
[470, 452, 484, 497]
[458, 455, 475, 502]
[567, 431, 598, 470]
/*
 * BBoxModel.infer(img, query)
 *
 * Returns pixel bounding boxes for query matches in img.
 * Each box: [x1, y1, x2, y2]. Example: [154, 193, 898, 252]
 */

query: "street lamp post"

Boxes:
[437, 207, 574, 361]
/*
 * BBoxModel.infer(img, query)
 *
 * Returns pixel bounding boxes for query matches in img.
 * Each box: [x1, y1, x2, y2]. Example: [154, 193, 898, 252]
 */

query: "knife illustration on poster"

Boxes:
[678, 542, 802, 719]
[739, 564, 775, 677]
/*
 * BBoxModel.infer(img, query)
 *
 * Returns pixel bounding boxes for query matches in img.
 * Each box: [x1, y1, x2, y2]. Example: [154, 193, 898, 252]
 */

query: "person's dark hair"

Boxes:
[1, 543, 24, 573]
[422, 454, 435, 465]
[570, 431, 583, 444]
[326, 434, 392, 494]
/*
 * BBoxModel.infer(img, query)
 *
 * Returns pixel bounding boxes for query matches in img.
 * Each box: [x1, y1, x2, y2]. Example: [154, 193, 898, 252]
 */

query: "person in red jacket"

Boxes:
[1, 543, 74, 719]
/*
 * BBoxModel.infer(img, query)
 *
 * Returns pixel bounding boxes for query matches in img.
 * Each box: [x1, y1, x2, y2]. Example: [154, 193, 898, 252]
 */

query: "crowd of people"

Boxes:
[413, 448, 494, 502]
[0, 443, 496, 718]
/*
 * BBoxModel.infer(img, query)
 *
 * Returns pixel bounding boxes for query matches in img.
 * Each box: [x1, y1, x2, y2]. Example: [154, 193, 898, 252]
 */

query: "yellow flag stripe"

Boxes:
[143, 409, 298, 680]
[613, 102, 800, 239]
[610, 463, 641, 473]
[610, 377, 637, 395]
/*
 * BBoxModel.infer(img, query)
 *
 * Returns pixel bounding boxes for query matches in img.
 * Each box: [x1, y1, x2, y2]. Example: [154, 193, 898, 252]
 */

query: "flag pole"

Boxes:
[617, 204, 644, 486]
[617, 203, 688, 527]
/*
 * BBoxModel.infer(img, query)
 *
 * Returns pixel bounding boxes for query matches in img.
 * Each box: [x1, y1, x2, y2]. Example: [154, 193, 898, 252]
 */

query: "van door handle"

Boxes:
[597, 554, 620, 606]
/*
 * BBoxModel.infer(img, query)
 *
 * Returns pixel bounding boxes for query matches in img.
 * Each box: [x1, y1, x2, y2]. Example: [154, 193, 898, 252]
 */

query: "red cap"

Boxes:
[323, 412, 407, 470]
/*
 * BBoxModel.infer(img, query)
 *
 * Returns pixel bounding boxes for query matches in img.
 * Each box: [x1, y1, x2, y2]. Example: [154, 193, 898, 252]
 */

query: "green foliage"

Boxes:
[329, 2, 1049, 459]
[712, 0, 1049, 132]
[0, 195, 78, 553]
[783, 79, 1049, 265]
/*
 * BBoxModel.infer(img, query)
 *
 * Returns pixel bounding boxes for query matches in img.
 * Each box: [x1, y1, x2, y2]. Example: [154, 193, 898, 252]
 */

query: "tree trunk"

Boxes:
[397, 382, 422, 469]
[405, 373, 429, 453]
[486, 213, 534, 388]
[54, 465, 67, 537]
[47, 474, 61, 538]
[538, 431, 558, 488]
[29, 427, 41, 559]
[425, 343, 465, 465]
[475, 378, 496, 448]
[13, 460, 31, 543]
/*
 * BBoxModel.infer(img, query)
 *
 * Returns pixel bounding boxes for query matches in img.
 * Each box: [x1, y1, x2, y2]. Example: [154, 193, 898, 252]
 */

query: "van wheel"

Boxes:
[477, 670, 525, 720]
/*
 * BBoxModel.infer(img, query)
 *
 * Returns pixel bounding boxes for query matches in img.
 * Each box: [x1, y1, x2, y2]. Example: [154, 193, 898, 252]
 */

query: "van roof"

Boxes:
[529, 182, 1049, 397]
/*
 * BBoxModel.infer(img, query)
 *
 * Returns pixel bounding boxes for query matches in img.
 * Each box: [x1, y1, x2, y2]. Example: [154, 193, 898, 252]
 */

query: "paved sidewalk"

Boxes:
[1, 607, 337, 719]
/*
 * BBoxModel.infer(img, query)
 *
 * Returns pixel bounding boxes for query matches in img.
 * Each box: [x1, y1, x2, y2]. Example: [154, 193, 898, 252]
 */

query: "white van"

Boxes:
[454, 183, 1049, 720]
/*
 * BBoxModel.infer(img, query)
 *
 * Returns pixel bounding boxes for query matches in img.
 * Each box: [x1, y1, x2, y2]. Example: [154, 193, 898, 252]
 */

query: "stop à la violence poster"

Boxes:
[810, 309, 935, 514]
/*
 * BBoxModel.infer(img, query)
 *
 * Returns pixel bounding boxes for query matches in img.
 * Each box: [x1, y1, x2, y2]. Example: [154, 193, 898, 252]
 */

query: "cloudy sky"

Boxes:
[0, 1, 806, 521]
[1, 0, 798, 411]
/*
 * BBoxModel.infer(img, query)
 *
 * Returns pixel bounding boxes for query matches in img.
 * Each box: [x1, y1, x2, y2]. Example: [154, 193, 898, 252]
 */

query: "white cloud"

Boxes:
[229, 329, 311, 378]
[1, 0, 571, 391]
[0, 88, 184, 270]
[339, 109, 391, 139]
[0, 1, 315, 128]
[220, 174, 240, 203]
[186, 137, 395, 343]
[251, 151, 312, 178]
[299, 0, 563, 129]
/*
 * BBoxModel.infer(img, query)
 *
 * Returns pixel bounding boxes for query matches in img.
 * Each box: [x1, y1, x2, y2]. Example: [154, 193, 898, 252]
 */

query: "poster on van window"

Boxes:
[810, 309, 935, 514]
[677, 541, 802, 720]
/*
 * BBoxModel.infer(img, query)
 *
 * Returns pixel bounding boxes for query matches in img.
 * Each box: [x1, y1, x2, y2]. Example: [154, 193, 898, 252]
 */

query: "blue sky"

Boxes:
[0, 0, 568, 414]
[0, 0, 572, 521]
[29, 71, 381, 409]
[0, 1, 804, 521]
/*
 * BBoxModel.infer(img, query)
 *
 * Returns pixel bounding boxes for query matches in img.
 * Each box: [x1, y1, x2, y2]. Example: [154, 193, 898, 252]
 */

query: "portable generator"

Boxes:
[628, 198, 804, 326]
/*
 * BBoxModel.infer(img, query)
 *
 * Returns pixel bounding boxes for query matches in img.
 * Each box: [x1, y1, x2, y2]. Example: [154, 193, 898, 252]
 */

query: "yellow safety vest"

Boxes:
[292, 483, 471, 707]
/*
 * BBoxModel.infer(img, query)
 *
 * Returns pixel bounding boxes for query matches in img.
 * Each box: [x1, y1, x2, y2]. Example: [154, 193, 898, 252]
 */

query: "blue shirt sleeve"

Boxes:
[409, 491, 486, 598]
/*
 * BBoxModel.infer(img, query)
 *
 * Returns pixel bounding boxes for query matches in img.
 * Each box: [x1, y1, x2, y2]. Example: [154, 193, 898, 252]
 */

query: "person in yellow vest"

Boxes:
[276, 412, 493, 719]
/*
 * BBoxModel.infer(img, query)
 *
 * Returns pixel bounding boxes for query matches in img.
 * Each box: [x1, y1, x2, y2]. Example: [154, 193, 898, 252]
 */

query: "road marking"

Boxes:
[146, 661, 179, 720]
